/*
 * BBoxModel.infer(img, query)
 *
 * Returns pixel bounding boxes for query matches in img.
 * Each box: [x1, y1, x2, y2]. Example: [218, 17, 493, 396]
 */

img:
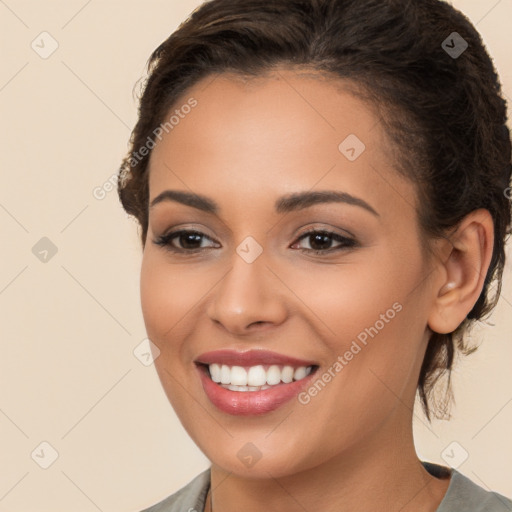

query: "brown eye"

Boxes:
[153, 230, 219, 253]
[293, 230, 356, 254]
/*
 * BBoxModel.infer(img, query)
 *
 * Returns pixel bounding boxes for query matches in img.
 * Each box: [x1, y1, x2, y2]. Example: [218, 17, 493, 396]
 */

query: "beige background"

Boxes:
[0, 1, 511, 510]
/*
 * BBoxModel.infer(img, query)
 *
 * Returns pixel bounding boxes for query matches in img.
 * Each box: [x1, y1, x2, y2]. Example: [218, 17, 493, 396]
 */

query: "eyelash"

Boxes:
[152, 228, 357, 256]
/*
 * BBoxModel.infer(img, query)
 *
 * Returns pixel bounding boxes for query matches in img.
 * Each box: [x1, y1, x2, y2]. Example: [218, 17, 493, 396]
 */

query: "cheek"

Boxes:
[140, 252, 207, 345]
[139, 254, 202, 414]
[289, 252, 427, 406]
[277, 252, 412, 343]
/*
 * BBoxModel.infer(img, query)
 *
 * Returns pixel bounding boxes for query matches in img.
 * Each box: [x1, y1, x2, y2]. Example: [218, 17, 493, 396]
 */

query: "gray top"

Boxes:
[141, 462, 512, 512]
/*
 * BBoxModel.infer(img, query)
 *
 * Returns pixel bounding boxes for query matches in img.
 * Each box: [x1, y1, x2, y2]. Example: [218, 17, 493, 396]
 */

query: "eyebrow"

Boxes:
[149, 190, 379, 217]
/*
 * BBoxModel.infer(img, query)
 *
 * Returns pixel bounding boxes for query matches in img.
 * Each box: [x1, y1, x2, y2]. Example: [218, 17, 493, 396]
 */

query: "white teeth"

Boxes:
[224, 384, 272, 392]
[293, 366, 307, 381]
[282, 365, 294, 383]
[207, 363, 314, 388]
[230, 366, 247, 386]
[210, 363, 221, 383]
[266, 365, 281, 385]
[247, 365, 267, 386]
[220, 364, 231, 384]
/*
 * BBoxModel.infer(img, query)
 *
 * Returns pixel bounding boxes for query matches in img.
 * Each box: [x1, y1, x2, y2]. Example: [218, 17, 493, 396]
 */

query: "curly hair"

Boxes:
[117, 0, 512, 421]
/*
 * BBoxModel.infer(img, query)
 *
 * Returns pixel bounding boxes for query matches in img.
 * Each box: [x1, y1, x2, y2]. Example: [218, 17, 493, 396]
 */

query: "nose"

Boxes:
[206, 251, 288, 336]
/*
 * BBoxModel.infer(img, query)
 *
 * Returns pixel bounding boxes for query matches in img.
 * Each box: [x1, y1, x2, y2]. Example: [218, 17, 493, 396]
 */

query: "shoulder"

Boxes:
[140, 469, 211, 512]
[423, 462, 512, 512]
[441, 469, 512, 512]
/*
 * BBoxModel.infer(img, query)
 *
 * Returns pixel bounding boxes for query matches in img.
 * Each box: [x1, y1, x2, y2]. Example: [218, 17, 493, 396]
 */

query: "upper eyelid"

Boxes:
[158, 218, 355, 237]
[160, 227, 354, 248]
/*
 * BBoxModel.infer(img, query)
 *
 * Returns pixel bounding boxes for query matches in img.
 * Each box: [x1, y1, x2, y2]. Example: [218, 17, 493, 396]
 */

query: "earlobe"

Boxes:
[427, 209, 494, 335]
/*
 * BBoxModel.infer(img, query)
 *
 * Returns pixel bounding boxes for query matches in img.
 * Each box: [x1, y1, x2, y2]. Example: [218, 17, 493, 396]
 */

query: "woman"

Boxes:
[117, 0, 512, 510]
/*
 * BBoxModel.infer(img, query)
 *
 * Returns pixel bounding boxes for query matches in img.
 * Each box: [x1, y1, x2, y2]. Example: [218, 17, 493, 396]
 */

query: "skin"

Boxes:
[140, 68, 493, 512]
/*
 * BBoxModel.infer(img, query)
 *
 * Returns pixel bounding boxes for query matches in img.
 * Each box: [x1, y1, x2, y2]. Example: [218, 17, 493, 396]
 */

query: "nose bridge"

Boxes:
[206, 241, 287, 332]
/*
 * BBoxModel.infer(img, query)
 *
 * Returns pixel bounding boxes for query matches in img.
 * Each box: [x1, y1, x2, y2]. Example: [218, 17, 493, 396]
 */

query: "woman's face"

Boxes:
[140, 69, 438, 477]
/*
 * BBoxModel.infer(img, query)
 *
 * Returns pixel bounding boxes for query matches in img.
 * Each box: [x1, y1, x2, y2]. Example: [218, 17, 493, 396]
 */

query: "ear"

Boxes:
[427, 209, 494, 334]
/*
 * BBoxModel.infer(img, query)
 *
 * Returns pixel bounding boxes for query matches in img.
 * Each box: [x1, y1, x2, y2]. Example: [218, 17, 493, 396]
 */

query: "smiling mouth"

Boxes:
[197, 363, 319, 392]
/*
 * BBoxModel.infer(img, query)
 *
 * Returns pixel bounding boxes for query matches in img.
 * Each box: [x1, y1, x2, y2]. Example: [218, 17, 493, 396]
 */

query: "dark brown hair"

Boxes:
[117, 0, 512, 420]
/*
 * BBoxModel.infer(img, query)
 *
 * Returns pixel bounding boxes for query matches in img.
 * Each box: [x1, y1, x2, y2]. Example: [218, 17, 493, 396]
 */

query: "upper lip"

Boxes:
[195, 349, 317, 367]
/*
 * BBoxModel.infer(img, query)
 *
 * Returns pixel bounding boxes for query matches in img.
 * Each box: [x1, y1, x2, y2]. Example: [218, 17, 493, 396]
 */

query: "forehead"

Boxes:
[147, 69, 416, 219]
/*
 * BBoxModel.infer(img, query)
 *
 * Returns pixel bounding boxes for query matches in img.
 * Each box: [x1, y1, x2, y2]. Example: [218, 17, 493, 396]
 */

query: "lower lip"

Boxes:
[197, 365, 317, 416]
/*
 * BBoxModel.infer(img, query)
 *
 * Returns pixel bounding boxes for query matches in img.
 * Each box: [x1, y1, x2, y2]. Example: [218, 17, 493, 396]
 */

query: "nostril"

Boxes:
[248, 321, 270, 330]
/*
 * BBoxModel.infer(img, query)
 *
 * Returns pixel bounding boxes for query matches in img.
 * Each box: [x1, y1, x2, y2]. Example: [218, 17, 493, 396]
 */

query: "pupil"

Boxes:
[181, 233, 201, 248]
[311, 233, 331, 250]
